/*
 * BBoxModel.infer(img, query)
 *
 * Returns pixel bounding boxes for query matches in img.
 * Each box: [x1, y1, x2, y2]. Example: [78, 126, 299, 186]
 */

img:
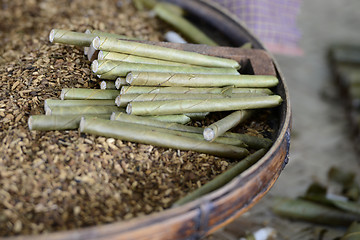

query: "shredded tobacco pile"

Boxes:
[0, 0, 274, 236]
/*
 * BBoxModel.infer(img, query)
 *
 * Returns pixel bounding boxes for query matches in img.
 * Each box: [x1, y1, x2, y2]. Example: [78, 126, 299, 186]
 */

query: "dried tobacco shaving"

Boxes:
[204, 110, 252, 141]
[98, 51, 190, 66]
[126, 71, 279, 87]
[173, 149, 267, 206]
[80, 117, 249, 159]
[91, 36, 240, 68]
[127, 95, 283, 115]
[120, 86, 274, 95]
[92, 60, 240, 80]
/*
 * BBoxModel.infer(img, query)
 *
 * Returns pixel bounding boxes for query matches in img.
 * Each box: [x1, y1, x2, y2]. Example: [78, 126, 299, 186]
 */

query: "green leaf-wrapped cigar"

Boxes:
[154, 3, 217, 46]
[204, 110, 252, 141]
[115, 77, 127, 89]
[92, 60, 239, 80]
[111, 112, 270, 149]
[115, 93, 268, 107]
[127, 95, 282, 115]
[44, 99, 115, 113]
[47, 106, 123, 116]
[49, 29, 132, 47]
[126, 72, 279, 88]
[100, 81, 116, 89]
[184, 112, 209, 120]
[28, 114, 111, 131]
[272, 198, 360, 226]
[80, 117, 249, 159]
[98, 51, 190, 66]
[120, 86, 273, 95]
[110, 112, 246, 147]
[173, 149, 266, 206]
[91, 36, 240, 69]
[144, 114, 191, 124]
[61, 88, 119, 100]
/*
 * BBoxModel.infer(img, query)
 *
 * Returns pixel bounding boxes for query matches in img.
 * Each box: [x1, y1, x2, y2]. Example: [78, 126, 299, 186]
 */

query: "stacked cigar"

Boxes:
[28, 29, 283, 159]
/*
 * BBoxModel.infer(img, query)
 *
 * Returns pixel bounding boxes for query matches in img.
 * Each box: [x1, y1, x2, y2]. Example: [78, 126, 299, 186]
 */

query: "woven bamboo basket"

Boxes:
[10, 0, 291, 239]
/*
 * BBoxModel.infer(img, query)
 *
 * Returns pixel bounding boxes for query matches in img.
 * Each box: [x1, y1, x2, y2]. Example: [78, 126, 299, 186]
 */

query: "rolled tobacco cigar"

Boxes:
[111, 112, 270, 149]
[98, 51, 190, 66]
[120, 86, 273, 95]
[45, 99, 115, 112]
[91, 36, 240, 69]
[28, 114, 111, 131]
[100, 80, 116, 89]
[61, 88, 119, 100]
[115, 93, 264, 107]
[126, 72, 279, 88]
[92, 60, 239, 80]
[80, 117, 249, 159]
[144, 114, 191, 124]
[49, 29, 132, 47]
[204, 110, 252, 141]
[115, 77, 127, 89]
[127, 95, 283, 115]
[154, 3, 217, 46]
[173, 149, 266, 206]
[47, 106, 123, 116]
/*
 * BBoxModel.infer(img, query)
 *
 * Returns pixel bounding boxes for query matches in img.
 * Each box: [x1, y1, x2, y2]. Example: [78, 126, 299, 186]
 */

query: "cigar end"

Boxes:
[79, 117, 86, 132]
[84, 29, 92, 34]
[92, 36, 101, 50]
[45, 107, 52, 115]
[110, 112, 116, 120]
[126, 104, 132, 114]
[115, 77, 122, 89]
[60, 89, 66, 100]
[100, 81, 106, 89]
[28, 116, 33, 131]
[98, 50, 104, 60]
[203, 127, 215, 141]
[126, 72, 133, 85]
[49, 29, 55, 43]
[92, 60, 99, 73]
[115, 95, 122, 107]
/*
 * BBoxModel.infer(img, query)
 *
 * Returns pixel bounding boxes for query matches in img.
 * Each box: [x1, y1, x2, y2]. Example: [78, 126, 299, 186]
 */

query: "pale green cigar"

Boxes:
[80, 117, 249, 159]
[145, 114, 191, 124]
[127, 95, 283, 115]
[203, 110, 252, 141]
[61, 88, 119, 100]
[115, 77, 127, 89]
[47, 106, 123, 116]
[173, 149, 266, 206]
[98, 51, 190, 66]
[154, 3, 217, 46]
[92, 60, 239, 80]
[126, 72, 279, 88]
[100, 80, 116, 89]
[110, 112, 245, 147]
[92, 36, 240, 69]
[115, 93, 267, 107]
[111, 111, 272, 149]
[28, 114, 111, 131]
[49, 29, 132, 47]
[120, 86, 273, 95]
[44, 99, 115, 113]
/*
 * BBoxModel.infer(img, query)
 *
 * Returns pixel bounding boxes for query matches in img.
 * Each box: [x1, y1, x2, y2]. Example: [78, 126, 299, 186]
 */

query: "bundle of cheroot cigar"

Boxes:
[28, 29, 283, 159]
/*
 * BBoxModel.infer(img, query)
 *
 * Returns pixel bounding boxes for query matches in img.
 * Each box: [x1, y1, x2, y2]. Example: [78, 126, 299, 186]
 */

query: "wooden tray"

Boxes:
[10, 1, 291, 239]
